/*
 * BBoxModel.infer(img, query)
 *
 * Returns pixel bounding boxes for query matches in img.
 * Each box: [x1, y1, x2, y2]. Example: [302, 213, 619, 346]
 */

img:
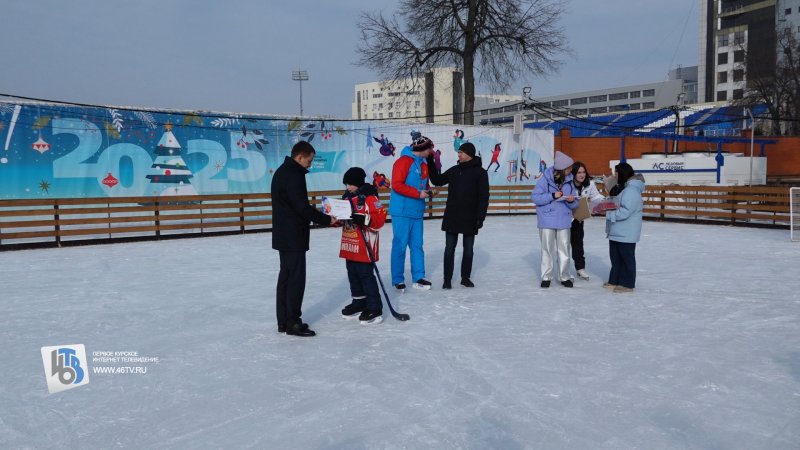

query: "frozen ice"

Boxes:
[2, 216, 799, 448]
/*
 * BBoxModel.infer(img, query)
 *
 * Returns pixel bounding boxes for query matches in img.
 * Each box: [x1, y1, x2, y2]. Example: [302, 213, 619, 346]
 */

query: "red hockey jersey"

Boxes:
[339, 193, 387, 263]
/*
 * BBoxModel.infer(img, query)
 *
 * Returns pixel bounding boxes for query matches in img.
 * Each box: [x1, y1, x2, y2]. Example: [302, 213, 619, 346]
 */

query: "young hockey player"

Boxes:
[338, 167, 388, 324]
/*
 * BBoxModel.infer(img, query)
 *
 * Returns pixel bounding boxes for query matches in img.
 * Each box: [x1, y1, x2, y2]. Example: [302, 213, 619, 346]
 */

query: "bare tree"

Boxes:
[736, 28, 800, 135]
[356, 0, 569, 125]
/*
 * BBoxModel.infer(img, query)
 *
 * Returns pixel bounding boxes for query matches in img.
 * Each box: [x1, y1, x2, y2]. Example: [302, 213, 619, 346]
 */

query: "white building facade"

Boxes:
[352, 67, 521, 124]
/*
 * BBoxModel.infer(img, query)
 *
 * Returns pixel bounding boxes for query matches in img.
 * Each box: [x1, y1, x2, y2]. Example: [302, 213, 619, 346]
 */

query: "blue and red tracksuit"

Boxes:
[389, 146, 429, 285]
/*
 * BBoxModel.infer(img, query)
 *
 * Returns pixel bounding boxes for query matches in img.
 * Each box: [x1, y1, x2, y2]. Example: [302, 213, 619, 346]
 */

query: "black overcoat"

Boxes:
[271, 156, 331, 251]
[428, 156, 490, 235]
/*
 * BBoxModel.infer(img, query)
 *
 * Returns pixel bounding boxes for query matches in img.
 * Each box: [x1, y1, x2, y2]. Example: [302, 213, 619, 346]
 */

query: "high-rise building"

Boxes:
[698, 0, 788, 103]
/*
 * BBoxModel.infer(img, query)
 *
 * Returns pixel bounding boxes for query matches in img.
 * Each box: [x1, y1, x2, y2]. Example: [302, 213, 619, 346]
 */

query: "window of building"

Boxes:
[718, 71, 728, 83]
[718, 34, 729, 47]
[378, 103, 384, 109]
[570, 97, 587, 105]
[609, 105, 630, 112]
[589, 94, 607, 103]
[733, 89, 743, 100]
[379, 113, 384, 119]
[718, 52, 728, 64]
[589, 106, 608, 114]
[372, 93, 383, 98]
[609, 92, 629, 101]
[734, 31, 745, 45]
[630, 91, 641, 98]
[414, 100, 421, 107]
[733, 50, 744, 62]
[642, 102, 655, 109]
[716, 91, 728, 101]
[571, 109, 587, 115]
[642, 89, 655, 97]
[552, 99, 568, 107]
[629, 103, 641, 110]
[733, 69, 744, 82]
[388, 112, 393, 118]
[786, 8, 792, 15]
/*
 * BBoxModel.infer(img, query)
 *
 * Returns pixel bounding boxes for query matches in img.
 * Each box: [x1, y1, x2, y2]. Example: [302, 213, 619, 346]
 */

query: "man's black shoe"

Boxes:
[460, 278, 475, 288]
[443, 279, 452, 289]
[286, 323, 315, 337]
[561, 280, 573, 288]
[540, 280, 551, 288]
[279, 322, 308, 333]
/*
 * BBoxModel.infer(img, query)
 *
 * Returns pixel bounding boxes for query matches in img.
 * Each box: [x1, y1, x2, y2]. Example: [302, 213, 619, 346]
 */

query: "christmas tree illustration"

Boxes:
[145, 123, 198, 196]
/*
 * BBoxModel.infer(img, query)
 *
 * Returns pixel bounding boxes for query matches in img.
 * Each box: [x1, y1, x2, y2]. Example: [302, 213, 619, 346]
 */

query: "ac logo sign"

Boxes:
[41, 344, 90, 394]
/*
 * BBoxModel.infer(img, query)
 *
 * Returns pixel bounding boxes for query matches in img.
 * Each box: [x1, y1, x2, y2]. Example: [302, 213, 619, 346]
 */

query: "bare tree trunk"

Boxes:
[463, 54, 475, 126]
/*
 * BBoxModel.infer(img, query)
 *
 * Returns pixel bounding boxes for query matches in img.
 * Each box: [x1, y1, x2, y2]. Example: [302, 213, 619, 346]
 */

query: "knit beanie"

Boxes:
[342, 167, 367, 186]
[553, 151, 574, 170]
[459, 142, 476, 158]
[410, 130, 433, 152]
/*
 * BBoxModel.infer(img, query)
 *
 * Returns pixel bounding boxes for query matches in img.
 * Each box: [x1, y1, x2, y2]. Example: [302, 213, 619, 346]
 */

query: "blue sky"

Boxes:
[0, 0, 697, 118]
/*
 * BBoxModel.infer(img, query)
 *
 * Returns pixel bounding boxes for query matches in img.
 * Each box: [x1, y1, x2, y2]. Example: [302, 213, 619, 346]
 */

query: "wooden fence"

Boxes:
[0, 185, 793, 249]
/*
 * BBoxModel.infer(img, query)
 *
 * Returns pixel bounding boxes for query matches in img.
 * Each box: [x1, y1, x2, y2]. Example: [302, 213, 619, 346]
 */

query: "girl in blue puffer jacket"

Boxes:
[603, 162, 645, 293]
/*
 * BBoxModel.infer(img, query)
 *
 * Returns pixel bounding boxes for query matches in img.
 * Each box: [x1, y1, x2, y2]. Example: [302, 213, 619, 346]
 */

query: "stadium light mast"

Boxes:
[672, 92, 686, 153]
[292, 69, 309, 116]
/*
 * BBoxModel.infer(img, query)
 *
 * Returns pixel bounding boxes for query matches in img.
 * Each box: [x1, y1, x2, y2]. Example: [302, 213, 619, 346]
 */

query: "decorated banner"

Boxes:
[0, 101, 554, 199]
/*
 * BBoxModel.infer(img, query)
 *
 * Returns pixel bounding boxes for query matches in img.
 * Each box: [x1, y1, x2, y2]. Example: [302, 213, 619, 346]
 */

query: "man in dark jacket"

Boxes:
[271, 141, 334, 337]
[427, 142, 490, 289]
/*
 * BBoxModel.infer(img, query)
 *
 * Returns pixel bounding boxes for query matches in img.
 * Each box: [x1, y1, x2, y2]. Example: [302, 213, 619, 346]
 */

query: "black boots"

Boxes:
[460, 278, 475, 288]
[286, 322, 315, 337]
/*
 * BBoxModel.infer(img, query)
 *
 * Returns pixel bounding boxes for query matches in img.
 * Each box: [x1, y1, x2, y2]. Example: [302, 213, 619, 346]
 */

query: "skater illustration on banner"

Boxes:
[487, 143, 502, 172]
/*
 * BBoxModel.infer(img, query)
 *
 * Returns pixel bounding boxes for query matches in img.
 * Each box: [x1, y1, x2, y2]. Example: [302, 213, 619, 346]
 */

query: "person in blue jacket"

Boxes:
[603, 162, 645, 293]
[531, 151, 579, 288]
[389, 131, 434, 292]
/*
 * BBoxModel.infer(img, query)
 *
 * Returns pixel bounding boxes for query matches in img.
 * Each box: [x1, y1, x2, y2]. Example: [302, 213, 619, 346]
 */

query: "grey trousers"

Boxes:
[539, 228, 572, 282]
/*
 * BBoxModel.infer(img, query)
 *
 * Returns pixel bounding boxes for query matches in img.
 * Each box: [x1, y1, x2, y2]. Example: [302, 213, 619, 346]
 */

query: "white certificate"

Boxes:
[320, 196, 352, 219]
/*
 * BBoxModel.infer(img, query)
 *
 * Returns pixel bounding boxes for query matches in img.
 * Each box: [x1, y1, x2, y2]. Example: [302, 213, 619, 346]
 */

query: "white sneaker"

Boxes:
[577, 269, 590, 280]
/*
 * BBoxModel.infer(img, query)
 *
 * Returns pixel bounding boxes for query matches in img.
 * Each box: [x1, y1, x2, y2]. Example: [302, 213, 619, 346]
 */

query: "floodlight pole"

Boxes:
[292, 69, 309, 116]
[672, 93, 686, 153]
[746, 107, 755, 186]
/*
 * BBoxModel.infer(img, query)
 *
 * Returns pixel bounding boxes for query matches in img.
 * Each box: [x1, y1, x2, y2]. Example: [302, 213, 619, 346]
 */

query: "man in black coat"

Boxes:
[271, 141, 334, 337]
[427, 142, 490, 289]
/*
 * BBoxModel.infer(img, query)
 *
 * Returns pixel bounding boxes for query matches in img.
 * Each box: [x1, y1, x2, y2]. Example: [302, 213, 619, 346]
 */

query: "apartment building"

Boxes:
[351, 67, 521, 124]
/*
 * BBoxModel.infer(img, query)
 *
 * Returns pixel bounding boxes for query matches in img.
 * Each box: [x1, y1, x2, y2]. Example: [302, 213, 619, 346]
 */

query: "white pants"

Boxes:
[539, 228, 572, 282]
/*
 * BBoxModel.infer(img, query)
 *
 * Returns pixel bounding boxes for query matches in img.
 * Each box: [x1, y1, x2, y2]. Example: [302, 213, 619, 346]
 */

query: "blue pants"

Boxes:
[391, 216, 425, 284]
[346, 260, 382, 312]
[608, 240, 637, 288]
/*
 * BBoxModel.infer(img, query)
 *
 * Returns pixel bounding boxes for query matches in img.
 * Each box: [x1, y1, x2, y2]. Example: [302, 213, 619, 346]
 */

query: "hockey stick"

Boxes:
[355, 225, 410, 321]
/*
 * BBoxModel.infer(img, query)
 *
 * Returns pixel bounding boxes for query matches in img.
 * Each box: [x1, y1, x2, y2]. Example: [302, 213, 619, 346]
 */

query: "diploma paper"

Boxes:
[321, 196, 352, 219]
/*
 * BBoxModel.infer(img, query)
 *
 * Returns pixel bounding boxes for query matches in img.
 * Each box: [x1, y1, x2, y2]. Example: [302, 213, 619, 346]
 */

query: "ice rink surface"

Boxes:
[2, 216, 799, 449]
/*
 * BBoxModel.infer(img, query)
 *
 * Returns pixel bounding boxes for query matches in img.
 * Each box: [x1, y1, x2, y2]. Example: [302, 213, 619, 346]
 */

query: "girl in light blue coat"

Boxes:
[603, 162, 645, 293]
[531, 151, 579, 288]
